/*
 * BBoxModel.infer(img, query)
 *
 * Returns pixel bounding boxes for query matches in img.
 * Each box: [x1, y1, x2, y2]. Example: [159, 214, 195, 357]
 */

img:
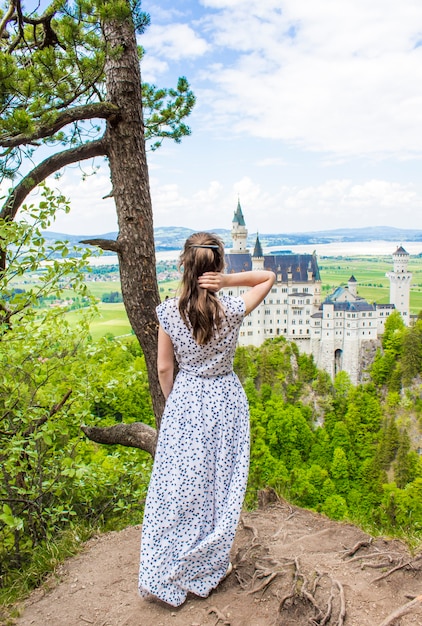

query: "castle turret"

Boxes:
[252, 234, 264, 270]
[386, 245, 412, 325]
[231, 199, 248, 253]
[348, 275, 357, 298]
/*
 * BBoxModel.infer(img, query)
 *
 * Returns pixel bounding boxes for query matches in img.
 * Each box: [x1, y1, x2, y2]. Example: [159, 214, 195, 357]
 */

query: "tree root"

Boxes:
[373, 554, 422, 583]
[346, 551, 400, 564]
[208, 605, 231, 625]
[378, 594, 422, 626]
[276, 558, 346, 626]
[341, 538, 373, 558]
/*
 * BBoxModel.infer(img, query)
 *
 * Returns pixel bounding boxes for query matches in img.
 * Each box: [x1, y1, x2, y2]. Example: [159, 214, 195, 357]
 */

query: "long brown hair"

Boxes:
[178, 232, 225, 345]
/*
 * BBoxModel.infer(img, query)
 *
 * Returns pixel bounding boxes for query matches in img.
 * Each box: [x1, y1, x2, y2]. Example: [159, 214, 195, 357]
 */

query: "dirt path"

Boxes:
[13, 500, 422, 626]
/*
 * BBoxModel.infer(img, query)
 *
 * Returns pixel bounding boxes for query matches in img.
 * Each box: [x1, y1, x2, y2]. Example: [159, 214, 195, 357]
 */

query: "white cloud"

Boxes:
[195, 0, 422, 159]
[149, 174, 422, 233]
[141, 23, 209, 61]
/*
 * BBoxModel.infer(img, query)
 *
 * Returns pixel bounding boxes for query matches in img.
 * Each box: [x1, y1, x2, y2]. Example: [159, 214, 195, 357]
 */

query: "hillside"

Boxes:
[44, 225, 422, 253]
[14, 497, 422, 626]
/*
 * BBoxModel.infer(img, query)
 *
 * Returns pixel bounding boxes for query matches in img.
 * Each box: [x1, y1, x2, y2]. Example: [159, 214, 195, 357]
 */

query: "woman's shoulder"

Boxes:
[219, 294, 246, 316]
[156, 296, 177, 313]
[156, 297, 179, 331]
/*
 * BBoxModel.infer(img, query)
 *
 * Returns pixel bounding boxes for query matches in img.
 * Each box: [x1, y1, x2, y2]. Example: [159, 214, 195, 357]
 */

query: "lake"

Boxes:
[88, 240, 422, 266]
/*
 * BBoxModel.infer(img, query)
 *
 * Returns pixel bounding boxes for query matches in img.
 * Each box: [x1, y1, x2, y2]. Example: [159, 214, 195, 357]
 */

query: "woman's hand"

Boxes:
[198, 272, 225, 292]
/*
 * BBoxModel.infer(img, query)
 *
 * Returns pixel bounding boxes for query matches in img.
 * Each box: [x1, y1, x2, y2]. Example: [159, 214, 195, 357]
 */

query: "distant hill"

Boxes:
[44, 225, 422, 252]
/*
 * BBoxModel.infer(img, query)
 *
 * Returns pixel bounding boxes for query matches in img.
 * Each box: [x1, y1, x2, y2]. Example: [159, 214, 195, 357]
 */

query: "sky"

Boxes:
[24, 0, 422, 234]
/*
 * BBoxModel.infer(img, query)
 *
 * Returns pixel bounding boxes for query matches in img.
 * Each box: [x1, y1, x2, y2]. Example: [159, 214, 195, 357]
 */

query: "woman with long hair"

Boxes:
[139, 232, 275, 606]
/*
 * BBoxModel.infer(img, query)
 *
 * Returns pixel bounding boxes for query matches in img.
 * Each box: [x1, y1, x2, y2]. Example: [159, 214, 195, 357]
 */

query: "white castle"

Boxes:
[223, 202, 412, 384]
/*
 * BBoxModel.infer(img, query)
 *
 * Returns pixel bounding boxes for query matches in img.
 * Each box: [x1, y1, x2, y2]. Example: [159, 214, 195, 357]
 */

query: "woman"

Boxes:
[139, 232, 275, 606]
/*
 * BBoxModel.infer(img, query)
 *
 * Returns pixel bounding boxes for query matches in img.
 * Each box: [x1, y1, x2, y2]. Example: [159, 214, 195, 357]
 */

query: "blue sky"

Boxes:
[28, 0, 422, 234]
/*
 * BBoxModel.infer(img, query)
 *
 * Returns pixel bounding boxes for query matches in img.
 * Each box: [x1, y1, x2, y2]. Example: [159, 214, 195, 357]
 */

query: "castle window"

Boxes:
[307, 329, 310, 334]
[292, 329, 295, 334]
[277, 299, 280, 304]
[282, 288, 287, 293]
[271, 288, 277, 293]
[292, 299, 296, 304]
[228, 290, 233, 296]
[276, 309, 280, 314]
[306, 299, 310, 304]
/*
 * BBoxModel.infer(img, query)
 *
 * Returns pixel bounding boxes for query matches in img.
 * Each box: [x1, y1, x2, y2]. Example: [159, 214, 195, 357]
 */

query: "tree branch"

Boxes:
[0, 103, 120, 148]
[81, 422, 157, 458]
[0, 2, 14, 40]
[1, 138, 108, 221]
[80, 238, 121, 253]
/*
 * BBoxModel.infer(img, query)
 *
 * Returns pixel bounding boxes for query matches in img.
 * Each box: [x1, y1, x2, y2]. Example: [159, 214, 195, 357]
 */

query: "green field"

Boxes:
[14, 256, 422, 340]
[65, 280, 181, 340]
[65, 303, 132, 341]
[319, 255, 422, 313]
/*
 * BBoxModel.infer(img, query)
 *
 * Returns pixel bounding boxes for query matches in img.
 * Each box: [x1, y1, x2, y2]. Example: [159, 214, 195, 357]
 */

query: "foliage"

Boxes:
[0, 198, 153, 590]
[0, 0, 195, 184]
[238, 339, 422, 543]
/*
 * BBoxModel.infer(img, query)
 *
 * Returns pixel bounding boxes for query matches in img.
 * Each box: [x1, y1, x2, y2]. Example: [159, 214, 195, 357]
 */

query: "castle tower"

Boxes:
[252, 234, 264, 270]
[231, 199, 248, 253]
[348, 275, 357, 298]
[386, 246, 412, 325]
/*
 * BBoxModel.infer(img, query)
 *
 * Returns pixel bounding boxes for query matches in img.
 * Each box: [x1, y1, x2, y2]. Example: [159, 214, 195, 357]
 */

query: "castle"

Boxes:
[223, 201, 412, 384]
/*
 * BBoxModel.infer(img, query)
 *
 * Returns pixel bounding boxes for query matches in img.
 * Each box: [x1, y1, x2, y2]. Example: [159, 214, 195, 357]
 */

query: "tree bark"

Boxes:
[103, 13, 165, 428]
[81, 423, 157, 458]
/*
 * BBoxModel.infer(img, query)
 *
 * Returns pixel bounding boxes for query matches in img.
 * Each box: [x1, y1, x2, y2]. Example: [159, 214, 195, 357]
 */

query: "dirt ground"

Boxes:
[12, 497, 422, 626]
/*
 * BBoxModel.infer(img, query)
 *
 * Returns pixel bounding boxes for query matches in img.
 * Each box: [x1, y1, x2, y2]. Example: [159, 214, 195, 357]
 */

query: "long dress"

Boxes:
[138, 295, 249, 607]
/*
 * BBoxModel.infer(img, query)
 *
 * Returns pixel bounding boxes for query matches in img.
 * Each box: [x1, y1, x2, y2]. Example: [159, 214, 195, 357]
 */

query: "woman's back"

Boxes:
[157, 294, 245, 377]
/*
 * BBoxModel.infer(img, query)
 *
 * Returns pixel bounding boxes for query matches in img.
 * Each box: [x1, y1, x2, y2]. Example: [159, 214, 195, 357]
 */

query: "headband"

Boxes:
[189, 244, 220, 249]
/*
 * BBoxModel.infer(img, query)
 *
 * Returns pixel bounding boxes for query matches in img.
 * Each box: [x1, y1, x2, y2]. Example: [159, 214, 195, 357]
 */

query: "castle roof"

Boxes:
[224, 251, 320, 282]
[225, 253, 251, 273]
[322, 301, 376, 312]
[232, 200, 245, 226]
[253, 234, 263, 258]
[264, 253, 321, 281]
[393, 245, 409, 255]
[348, 275, 357, 283]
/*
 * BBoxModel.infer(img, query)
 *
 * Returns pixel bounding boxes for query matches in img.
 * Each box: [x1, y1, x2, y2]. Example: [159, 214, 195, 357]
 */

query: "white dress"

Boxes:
[138, 295, 250, 606]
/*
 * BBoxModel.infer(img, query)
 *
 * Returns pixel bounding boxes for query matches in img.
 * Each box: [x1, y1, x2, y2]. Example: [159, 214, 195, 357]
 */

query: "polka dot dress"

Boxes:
[138, 295, 249, 607]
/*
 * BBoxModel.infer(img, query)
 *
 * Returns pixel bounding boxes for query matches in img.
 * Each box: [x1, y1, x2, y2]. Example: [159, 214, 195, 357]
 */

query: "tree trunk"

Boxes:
[103, 13, 165, 429]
